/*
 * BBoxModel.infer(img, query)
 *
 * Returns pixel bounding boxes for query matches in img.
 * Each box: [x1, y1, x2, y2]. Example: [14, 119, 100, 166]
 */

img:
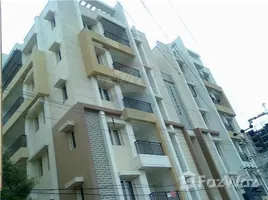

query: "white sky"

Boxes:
[3, 0, 268, 128]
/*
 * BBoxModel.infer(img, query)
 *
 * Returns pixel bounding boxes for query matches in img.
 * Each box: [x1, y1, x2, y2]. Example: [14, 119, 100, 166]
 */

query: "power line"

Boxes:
[166, 0, 199, 46]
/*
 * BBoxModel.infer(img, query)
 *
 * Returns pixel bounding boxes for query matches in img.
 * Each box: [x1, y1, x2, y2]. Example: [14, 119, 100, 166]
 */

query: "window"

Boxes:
[84, 23, 92, 30]
[42, 105, 46, 123]
[34, 116, 39, 132]
[99, 88, 110, 101]
[62, 84, 68, 101]
[96, 54, 101, 64]
[47, 151, 50, 170]
[51, 16, 56, 29]
[215, 143, 223, 156]
[121, 181, 135, 200]
[37, 158, 43, 177]
[109, 129, 121, 145]
[69, 131, 76, 149]
[201, 113, 210, 128]
[56, 49, 62, 62]
[31, 79, 35, 91]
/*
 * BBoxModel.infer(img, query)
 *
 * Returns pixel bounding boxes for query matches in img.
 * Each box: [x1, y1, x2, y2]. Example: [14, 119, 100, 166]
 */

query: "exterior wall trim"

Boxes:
[194, 128, 231, 200]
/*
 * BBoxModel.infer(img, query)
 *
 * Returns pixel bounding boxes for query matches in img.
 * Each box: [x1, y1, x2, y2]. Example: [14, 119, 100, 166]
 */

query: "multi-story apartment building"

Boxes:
[242, 119, 268, 192]
[2, 0, 268, 200]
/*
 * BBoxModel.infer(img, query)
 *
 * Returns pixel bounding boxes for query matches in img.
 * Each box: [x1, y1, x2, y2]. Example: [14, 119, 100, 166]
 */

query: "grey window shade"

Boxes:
[100, 18, 128, 41]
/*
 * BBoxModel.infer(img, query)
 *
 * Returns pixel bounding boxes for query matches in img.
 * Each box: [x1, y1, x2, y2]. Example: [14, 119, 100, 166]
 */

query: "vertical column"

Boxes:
[104, 47, 125, 110]
[89, 77, 102, 107]
[73, 0, 84, 30]
[98, 111, 125, 200]
[133, 171, 151, 200]
[124, 123, 137, 157]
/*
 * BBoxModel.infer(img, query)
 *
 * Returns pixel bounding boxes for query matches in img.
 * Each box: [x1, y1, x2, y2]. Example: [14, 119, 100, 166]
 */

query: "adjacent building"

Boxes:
[2, 0, 268, 200]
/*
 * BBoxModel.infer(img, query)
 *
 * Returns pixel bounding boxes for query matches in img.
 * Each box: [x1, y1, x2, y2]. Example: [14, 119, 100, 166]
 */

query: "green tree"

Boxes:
[2, 156, 36, 200]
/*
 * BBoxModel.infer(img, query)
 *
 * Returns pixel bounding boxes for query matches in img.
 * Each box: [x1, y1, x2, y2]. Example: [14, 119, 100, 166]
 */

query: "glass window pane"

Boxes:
[113, 130, 121, 145]
[109, 129, 114, 145]
[62, 85, 68, 101]
[103, 89, 110, 101]
[99, 88, 103, 100]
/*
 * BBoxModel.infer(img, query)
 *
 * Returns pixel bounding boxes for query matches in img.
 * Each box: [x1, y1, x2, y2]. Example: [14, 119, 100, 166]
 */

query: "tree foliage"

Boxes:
[2, 156, 36, 200]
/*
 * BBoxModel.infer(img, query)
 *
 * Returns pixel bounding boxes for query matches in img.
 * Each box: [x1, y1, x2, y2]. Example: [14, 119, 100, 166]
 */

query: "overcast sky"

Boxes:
[3, 0, 268, 128]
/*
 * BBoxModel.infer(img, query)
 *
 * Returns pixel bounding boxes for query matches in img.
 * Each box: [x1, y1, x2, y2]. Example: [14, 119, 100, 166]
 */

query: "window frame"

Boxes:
[34, 116, 39, 132]
[96, 54, 102, 64]
[62, 84, 68, 101]
[69, 130, 76, 150]
[99, 87, 111, 101]
[121, 180, 136, 200]
[37, 158, 43, 177]
[109, 129, 121, 146]
[56, 49, 62, 63]
[83, 23, 92, 30]
[51, 16, 56, 29]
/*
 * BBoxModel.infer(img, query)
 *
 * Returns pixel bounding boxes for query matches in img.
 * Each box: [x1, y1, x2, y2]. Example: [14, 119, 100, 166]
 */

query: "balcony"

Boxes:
[203, 80, 222, 92]
[224, 123, 234, 132]
[3, 51, 49, 134]
[3, 50, 48, 101]
[3, 96, 24, 125]
[149, 191, 180, 200]
[113, 62, 141, 78]
[239, 152, 249, 162]
[215, 104, 236, 116]
[4, 135, 28, 163]
[123, 97, 153, 113]
[135, 140, 164, 156]
[122, 97, 156, 123]
[211, 96, 221, 105]
[132, 140, 170, 170]
[104, 31, 130, 47]
[2, 49, 23, 91]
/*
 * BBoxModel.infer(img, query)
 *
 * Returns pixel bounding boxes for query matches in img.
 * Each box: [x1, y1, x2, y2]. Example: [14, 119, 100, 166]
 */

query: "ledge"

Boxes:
[29, 144, 48, 161]
[164, 120, 184, 129]
[122, 108, 156, 124]
[215, 104, 236, 116]
[65, 177, 84, 190]
[203, 80, 222, 91]
[10, 147, 29, 163]
[198, 128, 220, 136]
[58, 121, 75, 133]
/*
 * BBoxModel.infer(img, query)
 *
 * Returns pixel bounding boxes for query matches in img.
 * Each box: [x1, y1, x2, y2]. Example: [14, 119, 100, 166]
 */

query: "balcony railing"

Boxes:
[3, 96, 24, 125]
[2, 49, 23, 90]
[224, 123, 234, 132]
[210, 96, 221, 105]
[239, 152, 249, 162]
[3, 135, 27, 159]
[149, 191, 180, 200]
[135, 140, 164, 156]
[123, 97, 153, 113]
[113, 62, 141, 78]
[104, 31, 130, 47]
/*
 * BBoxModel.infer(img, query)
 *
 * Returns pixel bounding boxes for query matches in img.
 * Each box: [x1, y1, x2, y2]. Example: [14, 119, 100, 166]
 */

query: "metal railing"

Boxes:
[224, 123, 234, 132]
[211, 96, 221, 105]
[3, 96, 24, 125]
[149, 191, 180, 200]
[135, 140, 164, 156]
[239, 152, 249, 162]
[2, 50, 23, 90]
[123, 97, 153, 113]
[3, 135, 27, 159]
[104, 31, 130, 47]
[113, 62, 141, 78]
